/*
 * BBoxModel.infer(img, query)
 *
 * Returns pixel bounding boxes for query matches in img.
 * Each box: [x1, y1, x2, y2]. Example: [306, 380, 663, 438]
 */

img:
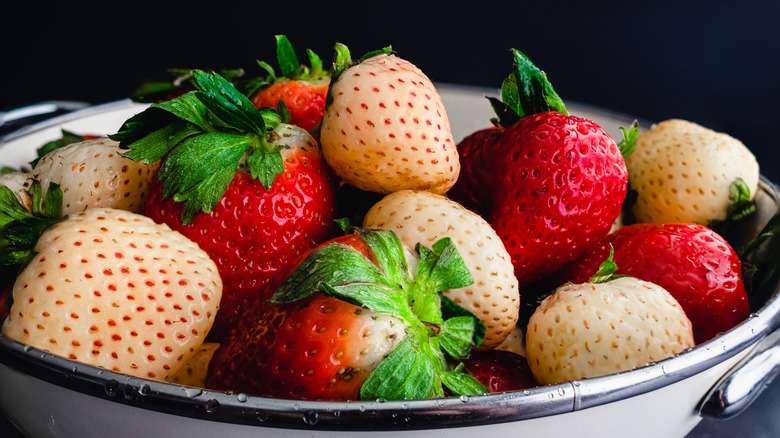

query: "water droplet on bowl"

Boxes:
[105, 380, 119, 397]
[138, 384, 150, 396]
[183, 387, 203, 398]
[460, 395, 470, 403]
[204, 399, 220, 413]
[256, 412, 269, 423]
[237, 393, 248, 403]
[303, 411, 319, 425]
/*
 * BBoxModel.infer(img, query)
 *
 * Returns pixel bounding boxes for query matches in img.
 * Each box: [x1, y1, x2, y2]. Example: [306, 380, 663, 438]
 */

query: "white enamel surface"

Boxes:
[0, 86, 775, 438]
[0, 352, 747, 438]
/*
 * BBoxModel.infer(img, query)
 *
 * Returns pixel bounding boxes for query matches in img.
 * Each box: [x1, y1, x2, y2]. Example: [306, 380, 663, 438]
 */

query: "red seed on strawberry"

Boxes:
[113, 70, 338, 341]
[526, 276, 694, 385]
[250, 35, 331, 134]
[1, 183, 222, 381]
[320, 45, 459, 195]
[559, 222, 750, 344]
[206, 228, 488, 401]
[448, 49, 629, 285]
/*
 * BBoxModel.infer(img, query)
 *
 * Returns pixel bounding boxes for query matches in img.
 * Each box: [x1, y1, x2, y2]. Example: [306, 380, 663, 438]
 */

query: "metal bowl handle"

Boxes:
[0, 101, 90, 137]
[699, 328, 780, 419]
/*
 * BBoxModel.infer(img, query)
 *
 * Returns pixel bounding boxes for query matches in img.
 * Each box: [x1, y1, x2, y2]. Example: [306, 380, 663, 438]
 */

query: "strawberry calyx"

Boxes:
[0, 179, 64, 273]
[270, 227, 488, 400]
[112, 70, 290, 224]
[738, 210, 780, 295]
[488, 48, 568, 128]
[131, 67, 248, 104]
[254, 35, 330, 87]
[325, 43, 394, 108]
[588, 244, 627, 284]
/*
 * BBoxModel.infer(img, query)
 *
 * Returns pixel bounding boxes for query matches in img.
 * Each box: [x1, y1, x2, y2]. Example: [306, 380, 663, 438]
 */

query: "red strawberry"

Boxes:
[558, 223, 750, 344]
[445, 126, 503, 213]
[250, 35, 330, 134]
[112, 70, 338, 341]
[461, 349, 538, 393]
[206, 228, 488, 401]
[448, 49, 629, 285]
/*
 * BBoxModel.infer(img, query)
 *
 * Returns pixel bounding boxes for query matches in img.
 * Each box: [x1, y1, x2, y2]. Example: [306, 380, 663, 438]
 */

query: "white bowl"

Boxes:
[0, 84, 778, 438]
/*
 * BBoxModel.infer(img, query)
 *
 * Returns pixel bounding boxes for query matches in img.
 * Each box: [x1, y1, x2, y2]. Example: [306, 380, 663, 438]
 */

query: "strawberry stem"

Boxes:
[488, 48, 568, 128]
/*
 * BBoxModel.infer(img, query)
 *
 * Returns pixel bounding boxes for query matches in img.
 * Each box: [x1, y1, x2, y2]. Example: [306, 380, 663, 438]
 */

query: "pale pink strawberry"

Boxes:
[2, 207, 222, 382]
[30, 137, 159, 215]
[363, 189, 519, 349]
[627, 119, 760, 225]
[525, 276, 694, 385]
[320, 45, 459, 195]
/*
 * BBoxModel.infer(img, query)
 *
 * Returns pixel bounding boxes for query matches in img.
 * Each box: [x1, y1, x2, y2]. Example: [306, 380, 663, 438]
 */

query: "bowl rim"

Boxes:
[1, 92, 779, 432]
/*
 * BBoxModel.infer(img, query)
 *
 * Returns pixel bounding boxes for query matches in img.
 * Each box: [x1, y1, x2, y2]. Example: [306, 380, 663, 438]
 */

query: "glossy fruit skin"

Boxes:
[559, 223, 750, 344]
[446, 126, 504, 214]
[251, 79, 329, 134]
[461, 349, 538, 393]
[319, 53, 459, 195]
[2, 208, 221, 381]
[144, 151, 338, 342]
[451, 112, 628, 285]
[205, 234, 406, 401]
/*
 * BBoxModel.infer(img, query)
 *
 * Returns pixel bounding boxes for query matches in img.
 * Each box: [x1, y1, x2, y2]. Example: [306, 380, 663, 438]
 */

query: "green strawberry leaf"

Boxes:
[618, 121, 640, 159]
[275, 34, 302, 79]
[320, 282, 413, 321]
[359, 336, 438, 400]
[726, 178, 756, 222]
[245, 145, 285, 189]
[191, 70, 269, 137]
[306, 48, 324, 78]
[428, 238, 474, 291]
[110, 106, 182, 145]
[122, 122, 201, 164]
[330, 43, 353, 83]
[493, 49, 567, 127]
[0, 180, 64, 271]
[441, 295, 486, 347]
[355, 227, 410, 288]
[439, 316, 479, 360]
[270, 243, 386, 304]
[0, 187, 33, 228]
[155, 92, 219, 131]
[441, 368, 488, 397]
[159, 132, 252, 223]
[411, 237, 473, 324]
[29, 129, 88, 169]
[589, 244, 625, 283]
[130, 67, 248, 104]
[115, 69, 292, 224]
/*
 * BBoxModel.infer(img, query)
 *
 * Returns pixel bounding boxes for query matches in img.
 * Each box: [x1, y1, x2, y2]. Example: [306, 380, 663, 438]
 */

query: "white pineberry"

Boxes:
[627, 119, 760, 224]
[30, 137, 159, 215]
[363, 189, 519, 349]
[2, 208, 222, 381]
[320, 53, 459, 195]
[525, 276, 694, 385]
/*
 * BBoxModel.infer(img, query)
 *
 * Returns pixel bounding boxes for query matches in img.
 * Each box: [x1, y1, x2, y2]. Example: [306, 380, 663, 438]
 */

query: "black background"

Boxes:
[2, 1, 779, 181]
[1, 1, 779, 437]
